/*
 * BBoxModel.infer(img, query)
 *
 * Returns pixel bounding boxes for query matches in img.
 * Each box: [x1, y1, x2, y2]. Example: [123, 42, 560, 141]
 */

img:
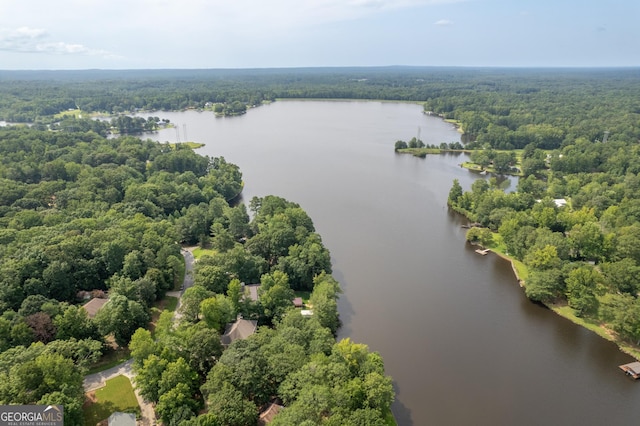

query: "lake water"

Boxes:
[138, 101, 640, 425]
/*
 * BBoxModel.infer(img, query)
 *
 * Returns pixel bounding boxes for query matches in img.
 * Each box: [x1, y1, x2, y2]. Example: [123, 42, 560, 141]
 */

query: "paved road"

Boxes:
[172, 247, 196, 324]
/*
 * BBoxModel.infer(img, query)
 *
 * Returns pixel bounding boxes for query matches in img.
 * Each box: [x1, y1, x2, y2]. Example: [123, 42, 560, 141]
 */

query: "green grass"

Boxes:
[550, 304, 640, 361]
[192, 247, 218, 259]
[83, 375, 140, 426]
[383, 408, 397, 425]
[169, 141, 205, 149]
[163, 296, 179, 312]
[87, 348, 130, 375]
[487, 233, 529, 282]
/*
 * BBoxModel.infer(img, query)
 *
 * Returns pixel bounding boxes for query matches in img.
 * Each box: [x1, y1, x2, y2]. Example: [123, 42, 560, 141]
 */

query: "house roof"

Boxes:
[258, 403, 283, 425]
[82, 297, 109, 318]
[625, 362, 640, 375]
[292, 297, 303, 307]
[244, 283, 261, 302]
[221, 318, 258, 346]
[108, 412, 136, 426]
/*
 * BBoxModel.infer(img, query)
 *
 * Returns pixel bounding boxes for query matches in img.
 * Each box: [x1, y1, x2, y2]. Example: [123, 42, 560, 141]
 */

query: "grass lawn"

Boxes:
[83, 375, 140, 426]
[87, 348, 130, 375]
[551, 304, 640, 360]
[192, 247, 218, 259]
[169, 141, 205, 150]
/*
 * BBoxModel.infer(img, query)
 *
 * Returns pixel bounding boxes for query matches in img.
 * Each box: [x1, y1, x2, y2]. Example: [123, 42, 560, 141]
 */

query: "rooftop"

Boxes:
[82, 297, 109, 318]
[221, 318, 258, 346]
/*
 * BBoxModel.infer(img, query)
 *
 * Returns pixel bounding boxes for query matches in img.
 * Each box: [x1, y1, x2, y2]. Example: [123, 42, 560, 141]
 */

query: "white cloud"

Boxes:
[0, 26, 117, 57]
[435, 19, 453, 26]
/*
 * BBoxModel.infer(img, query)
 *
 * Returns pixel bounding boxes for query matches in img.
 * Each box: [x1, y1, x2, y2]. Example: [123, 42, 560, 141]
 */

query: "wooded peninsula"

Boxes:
[1, 67, 640, 424]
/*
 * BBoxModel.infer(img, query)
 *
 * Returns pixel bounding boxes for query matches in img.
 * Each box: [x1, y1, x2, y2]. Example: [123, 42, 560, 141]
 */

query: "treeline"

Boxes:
[448, 137, 640, 347]
[3, 68, 639, 151]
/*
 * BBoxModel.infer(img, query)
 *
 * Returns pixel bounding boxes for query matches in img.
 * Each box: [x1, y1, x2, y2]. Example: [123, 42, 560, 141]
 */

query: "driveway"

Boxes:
[84, 359, 156, 425]
[83, 248, 197, 425]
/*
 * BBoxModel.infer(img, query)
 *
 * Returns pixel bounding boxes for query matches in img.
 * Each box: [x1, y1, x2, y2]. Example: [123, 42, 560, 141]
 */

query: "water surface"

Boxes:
[140, 101, 640, 425]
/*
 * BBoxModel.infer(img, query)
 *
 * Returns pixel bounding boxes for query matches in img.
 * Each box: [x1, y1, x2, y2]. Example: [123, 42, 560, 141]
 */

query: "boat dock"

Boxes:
[619, 362, 640, 379]
[475, 248, 491, 256]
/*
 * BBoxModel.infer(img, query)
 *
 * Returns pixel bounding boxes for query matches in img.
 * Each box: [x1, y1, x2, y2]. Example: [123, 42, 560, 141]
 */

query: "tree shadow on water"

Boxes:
[391, 381, 414, 426]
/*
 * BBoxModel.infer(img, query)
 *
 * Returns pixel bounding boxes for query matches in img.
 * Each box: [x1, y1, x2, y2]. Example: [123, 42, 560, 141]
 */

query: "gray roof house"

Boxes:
[108, 412, 136, 426]
[221, 318, 258, 346]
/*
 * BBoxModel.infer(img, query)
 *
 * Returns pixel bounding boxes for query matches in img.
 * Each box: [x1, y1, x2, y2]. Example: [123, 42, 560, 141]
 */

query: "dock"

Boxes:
[475, 248, 491, 256]
[619, 362, 640, 379]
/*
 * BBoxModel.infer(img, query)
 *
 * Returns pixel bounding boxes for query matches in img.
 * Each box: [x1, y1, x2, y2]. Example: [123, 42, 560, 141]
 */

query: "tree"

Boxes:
[448, 179, 463, 207]
[156, 382, 199, 425]
[176, 323, 223, 375]
[129, 328, 157, 368]
[206, 382, 258, 426]
[568, 222, 604, 261]
[394, 140, 408, 151]
[134, 354, 168, 403]
[493, 152, 515, 174]
[25, 312, 56, 343]
[277, 233, 332, 291]
[259, 271, 295, 322]
[179, 286, 213, 323]
[465, 227, 493, 247]
[309, 273, 342, 334]
[524, 245, 561, 270]
[200, 295, 234, 333]
[54, 305, 99, 341]
[94, 295, 149, 346]
[159, 358, 199, 396]
[565, 266, 602, 317]
[601, 258, 640, 295]
[524, 269, 563, 303]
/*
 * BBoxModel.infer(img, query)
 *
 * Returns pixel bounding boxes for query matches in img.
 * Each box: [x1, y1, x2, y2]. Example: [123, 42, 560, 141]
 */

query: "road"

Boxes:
[83, 247, 196, 425]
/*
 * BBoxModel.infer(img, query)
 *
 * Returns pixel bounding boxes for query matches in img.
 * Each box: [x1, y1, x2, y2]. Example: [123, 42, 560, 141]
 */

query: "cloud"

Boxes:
[0, 26, 117, 57]
[434, 19, 453, 26]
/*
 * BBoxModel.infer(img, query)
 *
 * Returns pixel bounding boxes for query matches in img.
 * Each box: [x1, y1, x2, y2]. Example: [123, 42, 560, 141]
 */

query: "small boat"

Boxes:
[475, 249, 490, 256]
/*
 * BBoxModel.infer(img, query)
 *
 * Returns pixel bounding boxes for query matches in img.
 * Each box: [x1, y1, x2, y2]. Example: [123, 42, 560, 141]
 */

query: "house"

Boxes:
[292, 297, 303, 308]
[107, 412, 136, 426]
[243, 283, 261, 302]
[221, 318, 258, 346]
[82, 297, 109, 319]
[258, 403, 283, 425]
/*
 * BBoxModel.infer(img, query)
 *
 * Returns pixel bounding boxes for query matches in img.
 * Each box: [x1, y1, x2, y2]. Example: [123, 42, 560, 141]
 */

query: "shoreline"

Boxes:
[483, 242, 640, 361]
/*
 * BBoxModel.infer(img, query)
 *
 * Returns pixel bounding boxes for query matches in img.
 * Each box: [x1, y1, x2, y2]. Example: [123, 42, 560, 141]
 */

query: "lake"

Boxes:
[138, 101, 640, 425]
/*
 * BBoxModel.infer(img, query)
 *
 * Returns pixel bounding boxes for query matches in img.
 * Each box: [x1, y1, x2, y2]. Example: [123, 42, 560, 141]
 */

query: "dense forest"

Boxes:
[2, 66, 640, 423]
[0, 123, 394, 424]
[2, 67, 639, 151]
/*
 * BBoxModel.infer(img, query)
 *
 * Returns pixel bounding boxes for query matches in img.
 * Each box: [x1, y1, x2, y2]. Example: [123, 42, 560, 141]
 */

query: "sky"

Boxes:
[0, 0, 638, 70]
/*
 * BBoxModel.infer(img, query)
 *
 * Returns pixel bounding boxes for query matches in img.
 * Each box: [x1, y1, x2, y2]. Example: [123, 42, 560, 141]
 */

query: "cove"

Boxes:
[138, 100, 640, 425]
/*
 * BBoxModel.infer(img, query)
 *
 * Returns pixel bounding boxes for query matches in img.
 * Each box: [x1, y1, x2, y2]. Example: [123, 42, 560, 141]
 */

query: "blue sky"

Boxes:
[0, 0, 637, 70]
